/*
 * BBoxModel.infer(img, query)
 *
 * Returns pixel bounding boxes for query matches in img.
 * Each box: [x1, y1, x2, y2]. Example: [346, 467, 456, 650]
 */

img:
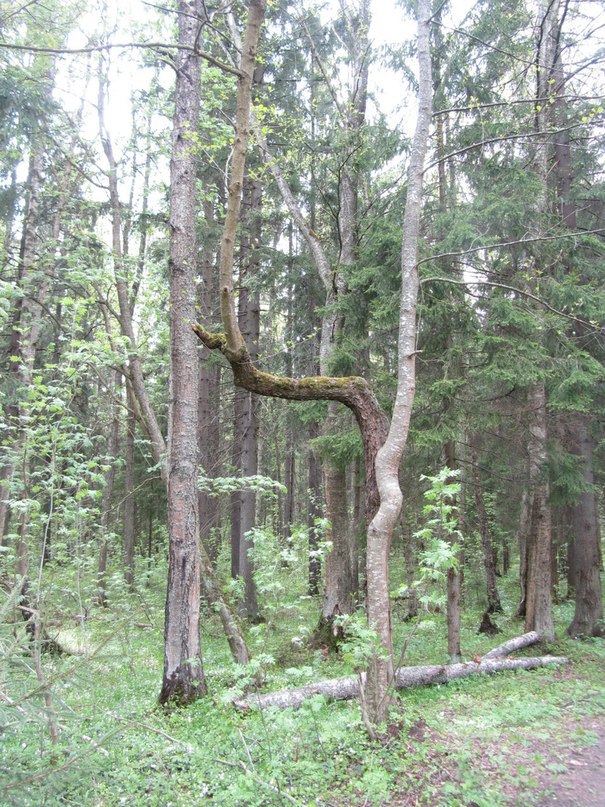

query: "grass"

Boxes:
[1, 553, 604, 806]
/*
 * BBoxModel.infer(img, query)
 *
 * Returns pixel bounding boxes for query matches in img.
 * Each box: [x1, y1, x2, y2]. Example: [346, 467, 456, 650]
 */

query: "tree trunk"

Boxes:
[362, 0, 432, 723]
[197, 198, 221, 562]
[283, 448, 295, 539]
[307, 427, 322, 596]
[320, 458, 353, 636]
[567, 414, 604, 637]
[234, 651, 567, 712]
[524, 383, 554, 641]
[470, 437, 502, 613]
[231, 171, 261, 620]
[159, 0, 206, 705]
[516, 486, 531, 617]
[97, 372, 122, 607]
[123, 384, 136, 591]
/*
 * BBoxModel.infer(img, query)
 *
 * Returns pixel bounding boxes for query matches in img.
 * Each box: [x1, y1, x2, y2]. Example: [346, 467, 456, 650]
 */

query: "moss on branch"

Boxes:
[192, 322, 368, 402]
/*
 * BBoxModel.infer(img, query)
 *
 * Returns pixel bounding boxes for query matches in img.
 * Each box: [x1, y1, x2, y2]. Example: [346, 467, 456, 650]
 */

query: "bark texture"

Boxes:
[234, 655, 567, 711]
[362, 0, 432, 723]
[567, 414, 604, 637]
[160, 0, 206, 705]
[470, 437, 502, 613]
[524, 383, 555, 641]
[230, 172, 261, 619]
[197, 198, 221, 560]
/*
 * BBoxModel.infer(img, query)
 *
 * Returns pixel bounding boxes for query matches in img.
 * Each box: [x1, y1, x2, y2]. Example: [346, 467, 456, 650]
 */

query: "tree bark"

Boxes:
[123, 384, 136, 591]
[230, 171, 261, 619]
[97, 372, 122, 607]
[516, 486, 531, 616]
[97, 34, 248, 669]
[470, 437, 502, 613]
[524, 383, 555, 641]
[234, 653, 568, 711]
[482, 630, 541, 660]
[160, 0, 206, 705]
[361, 0, 432, 723]
[567, 414, 604, 637]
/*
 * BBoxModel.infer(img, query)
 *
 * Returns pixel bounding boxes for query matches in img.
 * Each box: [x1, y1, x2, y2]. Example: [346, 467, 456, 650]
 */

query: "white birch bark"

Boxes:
[363, 0, 432, 724]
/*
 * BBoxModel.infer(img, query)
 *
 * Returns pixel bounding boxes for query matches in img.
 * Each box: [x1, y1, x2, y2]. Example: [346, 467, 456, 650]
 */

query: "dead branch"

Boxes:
[233, 652, 568, 711]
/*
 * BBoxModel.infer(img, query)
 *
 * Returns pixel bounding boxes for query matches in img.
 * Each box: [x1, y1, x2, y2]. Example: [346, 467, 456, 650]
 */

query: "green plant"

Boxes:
[413, 468, 463, 610]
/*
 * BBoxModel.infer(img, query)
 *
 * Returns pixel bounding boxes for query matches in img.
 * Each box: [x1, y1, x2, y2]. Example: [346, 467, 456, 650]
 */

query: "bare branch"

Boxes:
[0, 40, 241, 76]
[418, 227, 605, 267]
[421, 276, 600, 331]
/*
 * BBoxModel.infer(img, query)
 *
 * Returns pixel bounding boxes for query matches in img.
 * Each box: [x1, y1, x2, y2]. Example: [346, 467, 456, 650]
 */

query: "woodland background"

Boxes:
[1, 0, 604, 803]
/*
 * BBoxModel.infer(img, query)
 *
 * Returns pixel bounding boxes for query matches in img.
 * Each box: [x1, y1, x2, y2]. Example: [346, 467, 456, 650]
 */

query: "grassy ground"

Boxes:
[1, 557, 604, 806]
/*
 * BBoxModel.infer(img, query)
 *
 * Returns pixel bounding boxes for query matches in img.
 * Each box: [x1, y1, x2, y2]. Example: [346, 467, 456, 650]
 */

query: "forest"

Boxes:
[1, 0, 604, 803]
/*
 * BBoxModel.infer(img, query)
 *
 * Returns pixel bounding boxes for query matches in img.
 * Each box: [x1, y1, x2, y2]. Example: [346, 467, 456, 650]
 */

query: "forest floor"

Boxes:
[383, 695, 605, 806]
[1, 561, 604, 806]
[536, 713, 605, 806]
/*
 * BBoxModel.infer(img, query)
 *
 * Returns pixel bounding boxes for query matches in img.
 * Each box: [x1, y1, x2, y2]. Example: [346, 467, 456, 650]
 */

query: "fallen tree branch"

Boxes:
[233, 655, 568, 711]
[481, 630, 541, 660]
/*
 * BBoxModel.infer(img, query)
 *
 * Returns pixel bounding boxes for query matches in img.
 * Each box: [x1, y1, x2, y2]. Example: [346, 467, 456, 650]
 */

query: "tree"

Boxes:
[195, 0, 432, 728]
[159, 0, 206, 705]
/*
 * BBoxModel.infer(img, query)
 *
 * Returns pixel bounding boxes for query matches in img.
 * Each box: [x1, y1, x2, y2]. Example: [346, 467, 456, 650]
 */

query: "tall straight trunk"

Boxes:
[322, 459, 353, 625]
[231, 171, 261, 619]
[97, 372, 122, 607]
[307, 425, 322, 596]
[283, 449, 295, 537]
[123, 384, 136, 591]
[160, 0, 206, 705]
[197, 198, 221, 562]
[516, 486, 531, 616]
[549, 30, 603, 637]
[317, 0, 371, 628]
[521, 0, 559, 642]
[567, 414, 603, 637]
[253, 4, 371, 632]
[7, 146, 43, 603]
[470, 437, 502, 613]
[524, 383, 554, 640]
[95, 19, 247, 670]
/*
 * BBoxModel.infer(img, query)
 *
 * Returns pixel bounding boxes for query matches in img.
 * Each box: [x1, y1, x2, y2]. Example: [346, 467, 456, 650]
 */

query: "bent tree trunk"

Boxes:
[195, 0, 431, 730]
[362, 0, 432, 724]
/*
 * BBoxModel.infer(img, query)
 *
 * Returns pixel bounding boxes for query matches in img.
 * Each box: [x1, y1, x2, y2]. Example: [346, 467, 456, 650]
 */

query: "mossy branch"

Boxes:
[193, 323, 388, 520]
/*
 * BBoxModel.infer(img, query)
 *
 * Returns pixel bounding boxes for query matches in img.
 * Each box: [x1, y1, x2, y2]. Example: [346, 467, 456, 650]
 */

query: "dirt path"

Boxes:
[538, 716, 605, 806]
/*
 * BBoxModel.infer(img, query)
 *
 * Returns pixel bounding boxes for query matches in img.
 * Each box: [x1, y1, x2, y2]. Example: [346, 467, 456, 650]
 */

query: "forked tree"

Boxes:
[195, 0, 432, 725]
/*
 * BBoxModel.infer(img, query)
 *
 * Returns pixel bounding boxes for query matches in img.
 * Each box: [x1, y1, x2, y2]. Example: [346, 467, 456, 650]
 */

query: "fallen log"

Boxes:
[233, 655, 568, 711]
[481, 630, 541, 660]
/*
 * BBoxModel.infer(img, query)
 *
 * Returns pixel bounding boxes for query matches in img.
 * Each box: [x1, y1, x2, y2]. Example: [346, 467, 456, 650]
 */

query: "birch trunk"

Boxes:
[362, 0, 432, 723]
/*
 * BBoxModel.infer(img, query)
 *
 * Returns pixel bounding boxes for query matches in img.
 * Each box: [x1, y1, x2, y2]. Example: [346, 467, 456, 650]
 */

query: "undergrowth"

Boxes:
[1, 550, 604, 806]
